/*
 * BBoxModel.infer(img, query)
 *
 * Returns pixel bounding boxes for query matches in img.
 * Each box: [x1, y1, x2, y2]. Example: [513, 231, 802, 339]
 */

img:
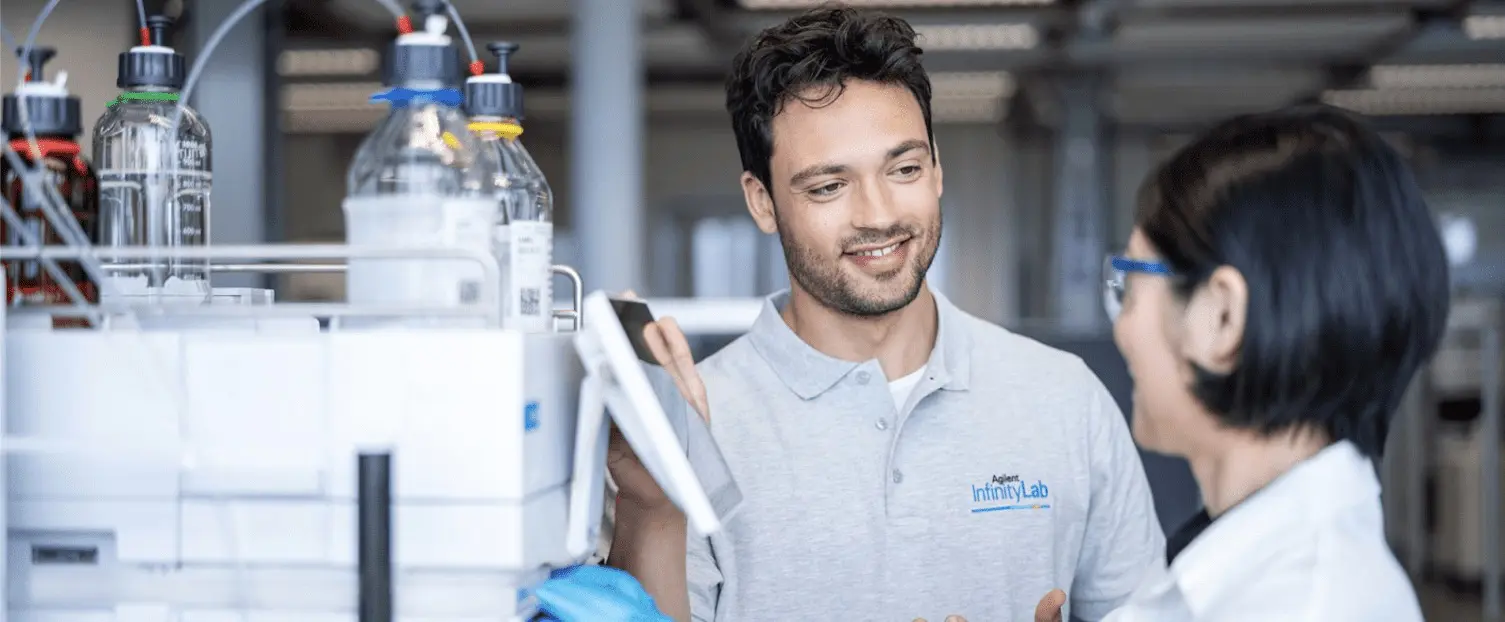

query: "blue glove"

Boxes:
[534, 565, 674, 622]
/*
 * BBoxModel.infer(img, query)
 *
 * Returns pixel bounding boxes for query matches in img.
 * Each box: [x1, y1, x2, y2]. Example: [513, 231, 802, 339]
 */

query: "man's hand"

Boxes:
[603, 292, 705, 622]
[911, 590, 1065, 622]
[607, 291, 710, 513]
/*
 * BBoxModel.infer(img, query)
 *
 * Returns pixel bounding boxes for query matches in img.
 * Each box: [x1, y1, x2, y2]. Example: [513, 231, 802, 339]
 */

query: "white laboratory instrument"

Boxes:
[0, 245, 739, 622]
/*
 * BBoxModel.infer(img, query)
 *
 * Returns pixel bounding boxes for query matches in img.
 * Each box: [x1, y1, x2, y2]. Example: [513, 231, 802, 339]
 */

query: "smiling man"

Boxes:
[605, 6, 1165, 621]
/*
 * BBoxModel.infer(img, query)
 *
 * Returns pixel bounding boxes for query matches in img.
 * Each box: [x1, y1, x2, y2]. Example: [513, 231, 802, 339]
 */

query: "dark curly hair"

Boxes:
[725, 4, 935, 192]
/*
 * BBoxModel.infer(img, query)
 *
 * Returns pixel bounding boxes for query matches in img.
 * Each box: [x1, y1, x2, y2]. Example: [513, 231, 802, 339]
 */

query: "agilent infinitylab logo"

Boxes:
[524, 401, 540, 432]
[970, 473, 1051, 513]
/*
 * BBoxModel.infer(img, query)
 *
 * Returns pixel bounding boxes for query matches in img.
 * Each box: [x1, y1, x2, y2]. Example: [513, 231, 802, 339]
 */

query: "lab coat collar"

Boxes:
[1160, 440, 1381, 617]
[747, 287, 972, 400]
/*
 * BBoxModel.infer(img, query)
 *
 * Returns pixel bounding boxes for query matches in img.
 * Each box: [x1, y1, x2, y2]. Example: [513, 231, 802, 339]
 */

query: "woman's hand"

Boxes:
[1034, 589, 1067, 622]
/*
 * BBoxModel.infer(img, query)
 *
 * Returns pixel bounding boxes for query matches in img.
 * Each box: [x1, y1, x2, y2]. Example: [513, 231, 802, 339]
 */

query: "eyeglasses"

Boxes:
[1103, 254, 1175, 321]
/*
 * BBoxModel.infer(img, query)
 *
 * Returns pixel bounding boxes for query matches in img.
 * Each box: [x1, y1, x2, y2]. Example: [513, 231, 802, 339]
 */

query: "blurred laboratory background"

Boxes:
[3, 0, 1504, 619]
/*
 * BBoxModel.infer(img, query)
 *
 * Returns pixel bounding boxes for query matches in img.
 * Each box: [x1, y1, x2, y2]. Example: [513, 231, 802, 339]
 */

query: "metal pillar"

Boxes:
[188, 0, 272, 288]
[1484, 312, 1503, 621]
[1006, 114, 1053, 321]
[570, 0, 645, 295]
[1110, 129, 1154, 246]
[1382, 371, 1432, 580]
[1051, 76, 1109, 331]
[932, 125, 1014, 325]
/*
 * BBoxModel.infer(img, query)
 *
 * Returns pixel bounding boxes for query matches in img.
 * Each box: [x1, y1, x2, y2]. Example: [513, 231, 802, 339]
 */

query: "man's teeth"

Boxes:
[856, 242, 901, 257]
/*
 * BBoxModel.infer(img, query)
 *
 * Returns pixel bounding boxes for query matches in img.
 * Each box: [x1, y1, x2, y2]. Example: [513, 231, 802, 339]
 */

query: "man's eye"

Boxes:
[809, 182, 843, 197]
[894, 165, 922, 178]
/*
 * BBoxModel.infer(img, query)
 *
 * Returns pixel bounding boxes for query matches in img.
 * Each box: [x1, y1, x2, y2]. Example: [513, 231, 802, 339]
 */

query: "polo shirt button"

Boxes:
[875, 418, 889, 430]
[892, 468, 904, 484]
[856, 371, 871, 385]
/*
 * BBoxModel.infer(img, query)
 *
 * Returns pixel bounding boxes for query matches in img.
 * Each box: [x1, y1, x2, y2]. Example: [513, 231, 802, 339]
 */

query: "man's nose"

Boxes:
[850, 177, 898, 228]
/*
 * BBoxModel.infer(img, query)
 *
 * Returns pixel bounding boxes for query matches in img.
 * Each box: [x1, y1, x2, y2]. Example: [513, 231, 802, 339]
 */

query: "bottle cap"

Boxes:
[464, 42, 525, 119]
[118, 15, 187, 89]
[2, 46, 81, 137]
[383, 0, 461, 87]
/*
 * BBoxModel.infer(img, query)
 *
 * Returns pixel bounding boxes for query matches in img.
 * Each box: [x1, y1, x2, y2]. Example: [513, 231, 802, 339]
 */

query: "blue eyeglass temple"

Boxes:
[1110, 256, 1174, 276]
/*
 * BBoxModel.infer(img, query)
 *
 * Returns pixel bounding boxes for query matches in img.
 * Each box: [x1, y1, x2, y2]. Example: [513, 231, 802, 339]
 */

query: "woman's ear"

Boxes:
[1181, 266, 1248, 374]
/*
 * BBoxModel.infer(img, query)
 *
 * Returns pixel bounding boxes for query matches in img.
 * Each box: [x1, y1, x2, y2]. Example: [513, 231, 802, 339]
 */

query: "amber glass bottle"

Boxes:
[1, 46, 100, 324]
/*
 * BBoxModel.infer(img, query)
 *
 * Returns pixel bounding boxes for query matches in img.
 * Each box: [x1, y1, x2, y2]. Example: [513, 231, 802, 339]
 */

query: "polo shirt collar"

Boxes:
[747, 287, 973, 400]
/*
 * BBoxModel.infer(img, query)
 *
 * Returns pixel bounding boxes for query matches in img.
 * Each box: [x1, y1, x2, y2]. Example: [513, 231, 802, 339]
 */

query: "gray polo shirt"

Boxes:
[679, 289, 1164, 622]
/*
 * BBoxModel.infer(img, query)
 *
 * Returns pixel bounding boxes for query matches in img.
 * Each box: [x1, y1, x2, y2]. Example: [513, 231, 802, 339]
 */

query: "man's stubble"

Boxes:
[775, 207, 942, 318]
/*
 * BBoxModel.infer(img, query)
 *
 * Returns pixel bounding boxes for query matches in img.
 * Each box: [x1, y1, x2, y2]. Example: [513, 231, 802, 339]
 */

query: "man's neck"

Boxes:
[1188, 428, 1330, 517]
[780, 282, 938, 381]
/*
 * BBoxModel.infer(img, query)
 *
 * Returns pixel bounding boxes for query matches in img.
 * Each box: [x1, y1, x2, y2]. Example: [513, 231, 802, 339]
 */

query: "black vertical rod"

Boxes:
[358, 452, 393, 622]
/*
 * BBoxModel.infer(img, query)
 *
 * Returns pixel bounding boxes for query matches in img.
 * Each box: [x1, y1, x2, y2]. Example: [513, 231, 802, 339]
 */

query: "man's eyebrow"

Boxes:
[888, 139, 930, 160]
[789, 163, 848, 188]
[786, 140, 931, 188]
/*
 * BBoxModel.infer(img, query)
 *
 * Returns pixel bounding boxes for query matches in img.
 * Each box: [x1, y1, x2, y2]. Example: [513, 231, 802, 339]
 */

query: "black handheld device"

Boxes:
[609, 298, 659, 365]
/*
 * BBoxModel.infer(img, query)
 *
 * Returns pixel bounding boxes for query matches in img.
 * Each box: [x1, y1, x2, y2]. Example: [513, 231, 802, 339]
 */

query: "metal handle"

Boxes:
[95, 263, 348, 274]
[0, 244, 504, 327]
[551, 264, 583, 332]
[211, 263, 346, 274]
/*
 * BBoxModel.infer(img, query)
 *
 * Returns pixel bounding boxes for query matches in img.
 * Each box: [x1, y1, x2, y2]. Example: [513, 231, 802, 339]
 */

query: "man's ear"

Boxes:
[1181, 265, 1247, 374]
[741, 172, 778, 234]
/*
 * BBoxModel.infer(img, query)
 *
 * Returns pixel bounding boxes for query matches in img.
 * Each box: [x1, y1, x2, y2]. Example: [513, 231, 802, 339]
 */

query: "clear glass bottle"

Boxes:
[343, 9, 502, 327]
[92, 15, 212, 302]
[465, 42, 555, 332]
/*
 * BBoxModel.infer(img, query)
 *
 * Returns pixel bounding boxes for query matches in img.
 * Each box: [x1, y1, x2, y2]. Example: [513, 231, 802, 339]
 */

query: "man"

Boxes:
[606, 6, 1165, 621]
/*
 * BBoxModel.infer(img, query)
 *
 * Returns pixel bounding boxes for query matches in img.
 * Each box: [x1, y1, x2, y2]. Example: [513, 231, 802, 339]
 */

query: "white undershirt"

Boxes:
[887, 367, 927, 413]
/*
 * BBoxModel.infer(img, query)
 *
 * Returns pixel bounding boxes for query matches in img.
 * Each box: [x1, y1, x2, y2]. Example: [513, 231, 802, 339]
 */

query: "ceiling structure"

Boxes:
[278, 0, 1505, 132]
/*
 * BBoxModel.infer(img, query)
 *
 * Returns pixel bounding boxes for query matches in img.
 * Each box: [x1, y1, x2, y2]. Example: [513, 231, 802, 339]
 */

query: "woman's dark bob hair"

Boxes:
[1136, 104, 1451, 459]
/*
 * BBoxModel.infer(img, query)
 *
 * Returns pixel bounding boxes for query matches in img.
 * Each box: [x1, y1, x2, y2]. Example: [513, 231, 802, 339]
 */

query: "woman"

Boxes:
[536, 104, 1450, 622]
[1083, 103, 1449, 621]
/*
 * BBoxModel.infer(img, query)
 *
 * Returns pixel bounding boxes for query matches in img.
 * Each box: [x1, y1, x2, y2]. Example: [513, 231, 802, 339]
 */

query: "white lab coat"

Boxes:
[1102, 440, 1424, 622]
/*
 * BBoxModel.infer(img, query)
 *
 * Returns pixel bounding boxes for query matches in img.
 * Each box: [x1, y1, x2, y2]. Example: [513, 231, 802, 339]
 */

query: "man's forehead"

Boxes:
[767, 81, 927, 166]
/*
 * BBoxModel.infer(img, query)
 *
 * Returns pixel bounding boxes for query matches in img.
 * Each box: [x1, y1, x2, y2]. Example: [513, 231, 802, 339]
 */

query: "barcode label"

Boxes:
[520, 288, 541, 316]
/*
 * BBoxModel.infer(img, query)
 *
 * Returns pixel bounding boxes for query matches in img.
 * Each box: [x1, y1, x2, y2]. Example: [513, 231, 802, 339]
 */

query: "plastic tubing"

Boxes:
[169, 0, 272, 136]
[442, 0, 481, 75]
[373, 0, 406, 21]
[171, 0, 414, 133]
[134, 0, 148, 41]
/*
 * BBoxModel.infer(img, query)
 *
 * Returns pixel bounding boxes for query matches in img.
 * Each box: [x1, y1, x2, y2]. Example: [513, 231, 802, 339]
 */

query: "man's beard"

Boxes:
[778, 215, 941, 318]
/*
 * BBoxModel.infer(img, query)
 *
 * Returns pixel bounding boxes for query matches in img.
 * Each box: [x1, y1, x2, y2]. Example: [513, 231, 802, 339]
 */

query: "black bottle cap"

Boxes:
[382, 0, 461, 87]
[464, 42, 525, 119]
[117, 15, 187, 89]
[2, 46, 81, 137]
